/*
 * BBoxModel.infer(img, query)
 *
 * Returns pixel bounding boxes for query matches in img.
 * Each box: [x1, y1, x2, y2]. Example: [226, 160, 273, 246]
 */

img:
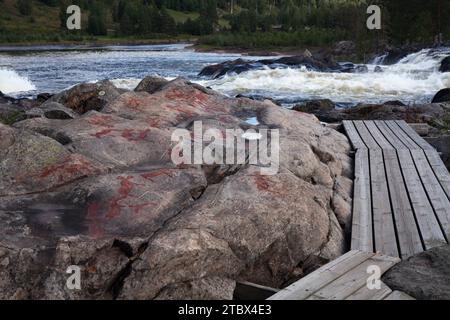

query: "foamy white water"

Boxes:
[1, 44, 449, 105]
[0, 68, 36, 95]
[199, 48, 450, 105]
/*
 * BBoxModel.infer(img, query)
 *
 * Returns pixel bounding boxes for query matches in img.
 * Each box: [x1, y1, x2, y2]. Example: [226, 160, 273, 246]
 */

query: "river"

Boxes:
[0, 43, 449, 106]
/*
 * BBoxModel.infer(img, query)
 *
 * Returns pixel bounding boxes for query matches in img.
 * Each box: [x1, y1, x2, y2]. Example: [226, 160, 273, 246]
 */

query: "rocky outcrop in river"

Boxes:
[0, 78, 352, 299]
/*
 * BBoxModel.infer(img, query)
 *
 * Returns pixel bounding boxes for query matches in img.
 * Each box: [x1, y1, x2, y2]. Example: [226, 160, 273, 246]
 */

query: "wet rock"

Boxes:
[374, 66, 383, 73]
[293, 99, 335, 114]
[45, 80, 121, 114]
[432, 88, 450, 103]
[134, 76, 169, 94]
[382, 245, 450, 300]
[199, 53, 340, 79]
[439, 56, 450, 73]
[350, 65, 369, 73]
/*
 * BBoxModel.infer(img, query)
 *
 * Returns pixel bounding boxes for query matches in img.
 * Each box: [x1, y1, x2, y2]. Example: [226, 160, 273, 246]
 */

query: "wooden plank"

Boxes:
[385, 121, 420, 150]
[308, 254, 400, 300]
[384, 290, 415, 300]
[351, 149, 373, 253]
[364, 121, 394, 150]
[370, 149, 399, 257]
[343, 121, 367, 150]
[374, 121, 408, 150]
[425, 151, 450, 200]
[345, 281, 392, 300]
[396, 120, 435, 151]
[268, 251, 375, 300]
[353, 121, 380, 150]
[397, 149, 447, 249]
[383, 149, 424, 258]
[411, 149, 450, 241]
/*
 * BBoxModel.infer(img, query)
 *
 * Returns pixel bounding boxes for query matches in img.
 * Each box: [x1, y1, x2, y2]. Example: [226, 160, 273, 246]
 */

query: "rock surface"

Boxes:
[0, 78, 352, 300]
[432, 88, 450, 103]
[440, 56, 450, 73]
[382, 245, 450, 300]
[199, 52, 341, 79]
[134, 76, 169, 94]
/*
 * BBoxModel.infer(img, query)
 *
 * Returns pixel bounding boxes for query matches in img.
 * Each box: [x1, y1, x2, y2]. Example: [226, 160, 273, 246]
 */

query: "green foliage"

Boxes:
[17, 0, 33, 15]
[1, 0, 449, 47]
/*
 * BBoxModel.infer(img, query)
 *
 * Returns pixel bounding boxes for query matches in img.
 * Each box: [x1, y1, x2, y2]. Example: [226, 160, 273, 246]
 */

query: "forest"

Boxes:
[0, 0, 449, 49]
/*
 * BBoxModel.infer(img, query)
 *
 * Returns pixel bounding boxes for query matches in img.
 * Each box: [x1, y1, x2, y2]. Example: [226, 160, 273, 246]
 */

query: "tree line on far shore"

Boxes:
[1, 0, 449, 50]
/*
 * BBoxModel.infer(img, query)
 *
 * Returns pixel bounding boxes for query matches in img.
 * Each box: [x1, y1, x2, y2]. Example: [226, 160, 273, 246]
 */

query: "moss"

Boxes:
[0, 111, 24, 125]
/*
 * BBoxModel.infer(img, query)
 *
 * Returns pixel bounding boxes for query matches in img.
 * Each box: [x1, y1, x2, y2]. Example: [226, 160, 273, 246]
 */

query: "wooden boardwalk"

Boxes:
[344, 120, 450, 259]
[268, 120, 450, 300]
[268, 250, 414, 300]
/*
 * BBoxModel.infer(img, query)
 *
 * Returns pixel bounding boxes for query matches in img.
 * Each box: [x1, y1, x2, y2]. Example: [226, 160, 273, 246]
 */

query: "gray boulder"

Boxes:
[382, 245, 450, 300]
[134, 76, 169, 94]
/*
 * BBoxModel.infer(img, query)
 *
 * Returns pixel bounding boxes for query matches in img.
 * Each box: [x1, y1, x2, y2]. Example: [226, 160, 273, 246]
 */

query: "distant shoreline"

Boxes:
[0, 38, 312, 57]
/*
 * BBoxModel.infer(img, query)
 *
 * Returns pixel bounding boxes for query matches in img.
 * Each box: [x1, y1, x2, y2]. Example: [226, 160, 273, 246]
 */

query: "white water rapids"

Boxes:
[0, 45, 449, 105]
[199, 47, 450, 106]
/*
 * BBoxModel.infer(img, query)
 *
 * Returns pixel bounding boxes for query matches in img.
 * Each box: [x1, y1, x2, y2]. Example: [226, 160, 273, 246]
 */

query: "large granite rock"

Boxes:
[44, 80, 122, 114]
[382, 245, 450, 300]
[0, 78, 352, 300]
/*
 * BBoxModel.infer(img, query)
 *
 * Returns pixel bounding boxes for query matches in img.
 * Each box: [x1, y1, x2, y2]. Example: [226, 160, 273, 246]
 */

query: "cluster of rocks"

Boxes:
[0, 77, 353, 299]
[292, 90, 450, 169]
[198, 51, 373, 79]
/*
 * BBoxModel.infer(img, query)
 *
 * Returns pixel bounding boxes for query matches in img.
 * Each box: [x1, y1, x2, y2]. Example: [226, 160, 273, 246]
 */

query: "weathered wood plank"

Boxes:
[370, 149, 399, 257]
[385, 121, 420, 150]
[351, 149, 373, 253]
[383, 149, 424, 258]
[268, 251, 374, 300]
[425, 151, 450, 200]
[343, 121, 367, 150]
[397, 149, 447, 248]
[374, 121, 408, 150]
[345, 281, 392, 300]
[353, 121, 380, 149]
[411, 149, 450, 241]
[308, 254, 400, 300]
[364, 121, 394, 150]
[384, 290, 415, 300]
[396, 120, 435, 151]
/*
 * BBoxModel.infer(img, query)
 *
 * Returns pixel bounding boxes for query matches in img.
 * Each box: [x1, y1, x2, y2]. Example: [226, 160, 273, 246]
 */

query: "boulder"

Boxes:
[0, 78, 352, 300]
[294, 101, 450, 126]
[382, 245, 450, 300]
[439, 56, 450, 73]
[293, 99, 335, 114]
[45, 80, 121, 114]
[134, 76, 169, 94]
[25, 102, 79, 120]
[199, 53, 340, 79]
[432, 88, 450, 103]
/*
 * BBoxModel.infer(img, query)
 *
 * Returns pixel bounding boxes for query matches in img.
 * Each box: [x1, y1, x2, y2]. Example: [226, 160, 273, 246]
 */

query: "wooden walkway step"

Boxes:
[268, 250, 412, 300]
[343, 120, 450, 259]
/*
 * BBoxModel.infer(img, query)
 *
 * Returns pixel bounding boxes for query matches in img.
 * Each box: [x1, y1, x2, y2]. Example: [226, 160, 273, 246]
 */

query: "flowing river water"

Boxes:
[1, 43, 449, 106]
